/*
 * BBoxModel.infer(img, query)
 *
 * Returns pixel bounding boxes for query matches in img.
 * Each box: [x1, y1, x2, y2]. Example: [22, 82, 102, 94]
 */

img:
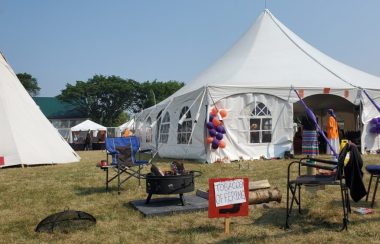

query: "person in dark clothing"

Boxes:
[84, 130, 92, 151]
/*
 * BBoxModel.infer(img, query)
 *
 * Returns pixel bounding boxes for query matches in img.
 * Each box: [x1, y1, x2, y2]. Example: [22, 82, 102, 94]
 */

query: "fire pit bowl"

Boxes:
[145, 171, 201, 206]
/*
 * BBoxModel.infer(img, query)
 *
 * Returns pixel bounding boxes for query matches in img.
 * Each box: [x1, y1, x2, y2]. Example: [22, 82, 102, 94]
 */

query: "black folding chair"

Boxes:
[365, 164, 380, 207]
[101, 136, 153, 194]
[285, 144, 351, 231]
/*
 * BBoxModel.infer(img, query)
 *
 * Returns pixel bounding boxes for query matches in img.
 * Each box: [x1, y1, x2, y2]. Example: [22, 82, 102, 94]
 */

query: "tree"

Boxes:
[16, 73, 41, 96]
[58, 76, 184, 126]
[135, 80, 184, 110]
[58, 75, 139, 126]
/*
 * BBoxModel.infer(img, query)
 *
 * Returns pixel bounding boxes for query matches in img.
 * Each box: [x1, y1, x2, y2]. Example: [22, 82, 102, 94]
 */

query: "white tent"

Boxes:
[135, 9, 380, 163]
[69, 119, 107, 143]
[0, 52, 80, 168]
[71, 119, 106, 132]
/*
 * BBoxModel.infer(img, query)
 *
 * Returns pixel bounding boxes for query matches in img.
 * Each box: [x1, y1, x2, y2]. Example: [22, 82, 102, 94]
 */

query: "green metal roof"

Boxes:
[33, 97, 86, 119]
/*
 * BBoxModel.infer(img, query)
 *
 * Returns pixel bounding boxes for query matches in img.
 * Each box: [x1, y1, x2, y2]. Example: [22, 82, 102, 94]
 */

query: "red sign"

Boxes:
[0, 156, 4, 166]
[208, 178, 249, 218]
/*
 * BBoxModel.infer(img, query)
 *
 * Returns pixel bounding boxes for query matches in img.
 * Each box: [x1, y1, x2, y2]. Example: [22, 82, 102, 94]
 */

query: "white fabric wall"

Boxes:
[136, 88, 208, 160]
[361, 90, 380, 153]
[136, 90, 293, 163]
[207, 93, 293, 162]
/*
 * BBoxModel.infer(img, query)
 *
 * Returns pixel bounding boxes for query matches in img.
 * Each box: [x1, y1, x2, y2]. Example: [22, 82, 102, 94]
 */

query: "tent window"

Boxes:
[159, 112, 170, 143]
[146, 117, 152, 143]
[177, 106, 192, 144]
[249, 102, 272, 143]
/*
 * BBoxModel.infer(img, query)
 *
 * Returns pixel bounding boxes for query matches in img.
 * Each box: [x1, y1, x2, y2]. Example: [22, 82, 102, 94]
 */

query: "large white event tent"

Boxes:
[135, 9, 380, 163]
[0, 52, 80, 167]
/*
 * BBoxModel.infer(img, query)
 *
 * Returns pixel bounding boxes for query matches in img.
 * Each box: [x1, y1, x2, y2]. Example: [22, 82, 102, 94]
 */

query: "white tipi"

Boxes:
[0, 52, 80, 167]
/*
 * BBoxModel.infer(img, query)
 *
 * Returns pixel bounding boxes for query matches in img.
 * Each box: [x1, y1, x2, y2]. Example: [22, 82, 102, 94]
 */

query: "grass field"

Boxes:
[0, 151, 379, 244]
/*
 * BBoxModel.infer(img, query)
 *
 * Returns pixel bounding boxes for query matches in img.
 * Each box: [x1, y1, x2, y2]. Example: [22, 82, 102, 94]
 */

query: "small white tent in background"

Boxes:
[70, 119, 106, 132]
[135, 9, 380, 163]
[117, 118, 135, 137]
[69, 119, 107, 143]
[0, 52, 80, 168]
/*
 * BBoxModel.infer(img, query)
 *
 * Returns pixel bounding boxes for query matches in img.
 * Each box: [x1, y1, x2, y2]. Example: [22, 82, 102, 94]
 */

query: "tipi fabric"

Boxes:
[0, 52, 80, 167]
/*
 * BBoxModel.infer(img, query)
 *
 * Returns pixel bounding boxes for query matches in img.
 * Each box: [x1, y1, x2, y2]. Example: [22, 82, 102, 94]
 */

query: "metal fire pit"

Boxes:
[145, 171, 201, 206]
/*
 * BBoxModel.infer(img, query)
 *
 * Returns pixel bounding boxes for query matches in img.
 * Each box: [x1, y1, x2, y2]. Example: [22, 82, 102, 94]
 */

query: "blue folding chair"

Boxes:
[101, 136, 152, 194]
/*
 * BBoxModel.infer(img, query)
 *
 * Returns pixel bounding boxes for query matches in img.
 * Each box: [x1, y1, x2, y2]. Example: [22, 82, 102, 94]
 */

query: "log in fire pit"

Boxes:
[145, 171, 201, 206]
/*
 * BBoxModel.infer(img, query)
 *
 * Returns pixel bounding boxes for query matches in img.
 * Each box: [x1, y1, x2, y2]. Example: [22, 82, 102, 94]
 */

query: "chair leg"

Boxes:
[138, 165, 141, 187]
[105, 168, 109, 192]
[117, 165, 121, 195]
[366, 174, 373, 202]
[298, 184, 301, 214]
[339, 183, 349, 231]
[286, 182, 300, 228]
[286, 181, 291, 228]
[371, 175, 379, 208]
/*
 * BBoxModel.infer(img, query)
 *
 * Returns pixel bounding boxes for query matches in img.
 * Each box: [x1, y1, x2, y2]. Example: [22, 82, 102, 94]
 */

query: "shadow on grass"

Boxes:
[329, 198, 377, 209]
[74, 186, 118, 195]
[214, 209, 346, 244]
[169, 225, 221, 234]
[278, 205, 348, 231]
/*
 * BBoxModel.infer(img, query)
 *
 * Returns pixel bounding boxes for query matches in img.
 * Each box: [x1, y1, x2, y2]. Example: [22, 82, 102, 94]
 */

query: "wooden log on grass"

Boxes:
[248, 187, 282, 204]
[249, 179, 271, 191]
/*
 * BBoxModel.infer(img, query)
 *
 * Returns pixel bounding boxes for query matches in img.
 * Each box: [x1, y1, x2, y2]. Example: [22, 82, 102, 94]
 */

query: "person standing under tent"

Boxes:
[301, 115, 319, 175]
[326, 109, 340, 156]
[301, 115, 319, 157]
[123, 128, 131, 137]
[84, 130, 92, 151]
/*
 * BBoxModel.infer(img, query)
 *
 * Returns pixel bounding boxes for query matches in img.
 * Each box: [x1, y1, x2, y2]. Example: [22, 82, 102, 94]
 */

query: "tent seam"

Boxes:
[266, 10, 359, 89]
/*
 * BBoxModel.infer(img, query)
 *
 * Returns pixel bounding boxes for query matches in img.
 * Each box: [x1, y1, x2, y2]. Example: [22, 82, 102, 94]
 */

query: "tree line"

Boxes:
[17, 73, 184, 126]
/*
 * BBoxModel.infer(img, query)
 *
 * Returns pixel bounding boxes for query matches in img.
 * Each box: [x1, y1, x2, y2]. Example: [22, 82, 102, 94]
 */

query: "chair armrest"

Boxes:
[302, 158, 338, 165]
[287, 158, 338, 179]
[300, 162, 337, 171]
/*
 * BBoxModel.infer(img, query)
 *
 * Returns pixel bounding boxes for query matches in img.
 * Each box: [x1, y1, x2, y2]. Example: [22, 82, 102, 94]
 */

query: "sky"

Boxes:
[1, 0, 380, 97]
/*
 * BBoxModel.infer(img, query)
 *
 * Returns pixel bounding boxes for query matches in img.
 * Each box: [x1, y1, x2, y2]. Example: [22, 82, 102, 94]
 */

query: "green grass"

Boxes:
[0, 151, 379, 243]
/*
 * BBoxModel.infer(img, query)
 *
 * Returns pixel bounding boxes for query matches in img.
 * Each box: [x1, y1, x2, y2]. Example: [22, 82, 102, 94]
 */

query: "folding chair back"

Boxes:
[105, 136, 141, 165]
[102, 136, 151, 194]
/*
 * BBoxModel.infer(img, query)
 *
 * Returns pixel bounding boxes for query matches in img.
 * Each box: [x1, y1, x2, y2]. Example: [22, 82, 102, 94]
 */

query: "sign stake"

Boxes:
[224, 217, 231, 234]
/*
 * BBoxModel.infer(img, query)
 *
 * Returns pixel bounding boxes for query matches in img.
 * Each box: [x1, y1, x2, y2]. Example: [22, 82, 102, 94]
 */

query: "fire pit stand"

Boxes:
[145, 171, 201, 206]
